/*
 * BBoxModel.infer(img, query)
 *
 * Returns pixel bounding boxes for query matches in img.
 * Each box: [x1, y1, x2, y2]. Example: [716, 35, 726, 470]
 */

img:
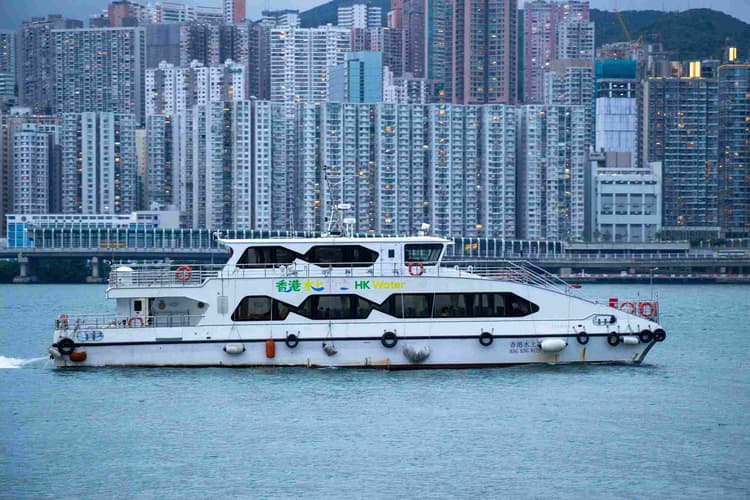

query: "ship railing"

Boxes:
[55, 314, 205, 331]
[606, 298, 660, 323]
[107, 259, 572, 293]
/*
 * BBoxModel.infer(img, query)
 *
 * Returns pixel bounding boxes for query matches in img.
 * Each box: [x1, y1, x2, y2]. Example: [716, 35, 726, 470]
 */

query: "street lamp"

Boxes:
[650, 267, 659, 299]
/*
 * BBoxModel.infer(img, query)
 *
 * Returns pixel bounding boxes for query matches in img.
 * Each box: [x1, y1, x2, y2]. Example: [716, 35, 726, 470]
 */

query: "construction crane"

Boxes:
[614, 9, 643, 51]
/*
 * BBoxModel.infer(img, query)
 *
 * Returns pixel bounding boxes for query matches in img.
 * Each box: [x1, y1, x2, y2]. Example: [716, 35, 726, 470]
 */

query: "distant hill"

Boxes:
[592, 8, 750, 60]
[298, 3, 750, 62]
[300, 0, 390, 28]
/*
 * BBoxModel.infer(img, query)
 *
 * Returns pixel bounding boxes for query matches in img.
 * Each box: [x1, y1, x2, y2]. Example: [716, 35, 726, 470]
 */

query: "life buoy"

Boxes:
[57, 314, 69, 330]
[381, 331, 398, 348]
[285, 333, 299, 348]
[479, 331, 493, 346]
[607, 332, 620, 346]
[407, 262, 425, 276]
[638, 301, 657, 319]
[639, 329, 654, 343]
[175, 265, 192, 282]
[127, 316, 144, 327]
[619, 301, 636, 315]
[653, 329, 666, 342]
[576, 331, 590, 345]
[57, 337, 76, 355]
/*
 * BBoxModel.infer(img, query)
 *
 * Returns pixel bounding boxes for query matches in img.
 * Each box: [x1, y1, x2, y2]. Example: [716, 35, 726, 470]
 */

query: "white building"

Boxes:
[592, 155, 662, 242]
[61, 112, 137, 215]
[270, 26, 351, 102]
[261, 10, 300, 28]
[556, 20, 595, 61]
[146, 60, 245, 117]
[337, 4, 382, 28]
[12, 123, 53, 214]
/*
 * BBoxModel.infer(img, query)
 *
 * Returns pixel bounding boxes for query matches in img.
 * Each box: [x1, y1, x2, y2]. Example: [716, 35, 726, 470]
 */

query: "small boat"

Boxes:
[49, 234, 666, 368]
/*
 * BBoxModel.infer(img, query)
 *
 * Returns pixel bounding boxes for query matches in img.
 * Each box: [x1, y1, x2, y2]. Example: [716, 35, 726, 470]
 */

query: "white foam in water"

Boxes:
[0, 356, 47, 369]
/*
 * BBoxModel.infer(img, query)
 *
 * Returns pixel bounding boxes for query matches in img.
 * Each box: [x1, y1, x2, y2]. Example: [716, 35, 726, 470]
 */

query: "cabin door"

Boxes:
[381, 245, 401, 277]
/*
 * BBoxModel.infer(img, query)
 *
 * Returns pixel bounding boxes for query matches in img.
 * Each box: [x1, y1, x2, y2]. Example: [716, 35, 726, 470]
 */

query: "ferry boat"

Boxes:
[48, 234, 667, 368]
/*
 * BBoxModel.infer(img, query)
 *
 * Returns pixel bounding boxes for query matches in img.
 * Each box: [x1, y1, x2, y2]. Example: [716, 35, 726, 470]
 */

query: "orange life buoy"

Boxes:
[619, 301, 636, 314]
[265, 339, 276, 359]
[176, 265, 192, 282]
[408, 262, 425, 276]
[127, 316, 144, 327]
[638, 301, 657, 319]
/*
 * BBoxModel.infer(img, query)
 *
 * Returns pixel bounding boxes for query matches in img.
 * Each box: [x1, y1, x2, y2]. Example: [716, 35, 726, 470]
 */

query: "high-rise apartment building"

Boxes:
[146, 60, 245, 116]
[523, 0, 589, 103]
[452, 0, 517, 104]
[270, 26, 351, 102]
[0, 109, 62, 231]
[53, 27, 146, 126]
[646, 76, 718, 232]
[107, 0, 146, 27]
[180, 23, 220, 67]
[328, 51, 383, 103]
[0, 31, 15, 103]
[146, 114, 176, 208]
[425, 1, 453, 102]
[595, 59, 638, 166]
[261, 10, 300, 29]
[517, 105, 587, 240]
[223, 0, 246, 24]
[61, 112, 137, 214]
[12, 123, 56, 214]
[717, 62, 750, 236]
[16, 15, 83, 114]
[338, 4, 383, 28]
[375, 102, 428, 235]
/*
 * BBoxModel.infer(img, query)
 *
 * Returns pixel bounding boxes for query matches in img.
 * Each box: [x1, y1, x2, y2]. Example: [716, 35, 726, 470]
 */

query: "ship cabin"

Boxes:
[220, 236, 453, 277]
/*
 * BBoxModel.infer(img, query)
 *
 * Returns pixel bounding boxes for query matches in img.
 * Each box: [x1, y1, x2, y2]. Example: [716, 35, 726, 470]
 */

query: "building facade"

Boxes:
[338, 4, 382, 28]
[53, 27, 146, 126]
[61, 112, 137, 215]
[0, 31, 15, 103]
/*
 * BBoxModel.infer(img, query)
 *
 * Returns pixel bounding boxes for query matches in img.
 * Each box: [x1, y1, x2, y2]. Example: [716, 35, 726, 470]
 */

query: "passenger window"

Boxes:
[399, 294, 433, 318]
[506, 294, 539, 317]
[472, 293, 507, 317]
[238, 246, 300, 268]
[404, 244, 442, 265]
[232, 296, 272, 321]
[304, 245, 379, 267]
[433, 294, 469, 318]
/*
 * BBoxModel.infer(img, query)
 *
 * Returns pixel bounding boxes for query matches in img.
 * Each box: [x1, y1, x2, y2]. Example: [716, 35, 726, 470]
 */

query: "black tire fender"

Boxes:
[381, 331, 398, 348]
[607, 332, 620, 346]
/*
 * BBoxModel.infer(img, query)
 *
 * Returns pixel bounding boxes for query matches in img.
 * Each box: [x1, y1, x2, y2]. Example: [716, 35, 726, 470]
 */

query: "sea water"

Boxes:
[0, 283, 748, 499]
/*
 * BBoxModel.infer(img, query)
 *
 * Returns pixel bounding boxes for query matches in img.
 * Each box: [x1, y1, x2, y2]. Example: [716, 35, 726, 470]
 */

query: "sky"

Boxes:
[0, 0, 748, 29]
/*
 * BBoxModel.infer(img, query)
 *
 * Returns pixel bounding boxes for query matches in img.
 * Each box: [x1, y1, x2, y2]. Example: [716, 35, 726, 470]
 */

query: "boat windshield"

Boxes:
[404, 244, 443, 265]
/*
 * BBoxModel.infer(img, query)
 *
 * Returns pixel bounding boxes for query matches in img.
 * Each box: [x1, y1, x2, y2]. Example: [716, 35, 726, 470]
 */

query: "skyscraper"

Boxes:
[53, 27, 146, 126]
[328, 52, 383, 103]
[12, 123, 55, 214]
[180, 23, 220, 67]
[452, 0, 517, 104]
[517, 105, 587, 240]
[0, 31, 15, 103]
[646, 76, 719, 233]
[338, 4, 383, 28]
[223, 0, 246, 24]
[61, 112, 137, 214]
[145, 60, 246, 117]
[522, 0, 590, 103]
[718, 62, 750, 236]
[16, 15, 83, 114]
[270, 26, 351, 102]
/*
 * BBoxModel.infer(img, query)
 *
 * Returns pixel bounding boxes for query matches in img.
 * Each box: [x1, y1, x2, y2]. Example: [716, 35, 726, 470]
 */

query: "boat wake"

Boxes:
[0, 355, 48, 369]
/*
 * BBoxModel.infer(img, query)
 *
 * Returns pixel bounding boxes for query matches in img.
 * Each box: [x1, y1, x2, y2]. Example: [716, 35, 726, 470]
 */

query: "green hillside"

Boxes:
[592, 8, 750, 60]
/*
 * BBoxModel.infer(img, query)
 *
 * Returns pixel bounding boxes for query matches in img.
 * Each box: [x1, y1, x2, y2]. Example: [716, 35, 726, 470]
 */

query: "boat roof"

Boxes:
[218, 235, 453, 246]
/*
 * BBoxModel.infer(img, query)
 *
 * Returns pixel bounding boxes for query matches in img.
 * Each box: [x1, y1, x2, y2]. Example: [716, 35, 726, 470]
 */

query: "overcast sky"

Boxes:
[0, 0, 748, 29]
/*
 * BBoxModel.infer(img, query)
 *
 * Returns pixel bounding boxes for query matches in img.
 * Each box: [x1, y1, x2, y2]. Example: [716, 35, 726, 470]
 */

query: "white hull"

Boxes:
[52, 321, 661, 368]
